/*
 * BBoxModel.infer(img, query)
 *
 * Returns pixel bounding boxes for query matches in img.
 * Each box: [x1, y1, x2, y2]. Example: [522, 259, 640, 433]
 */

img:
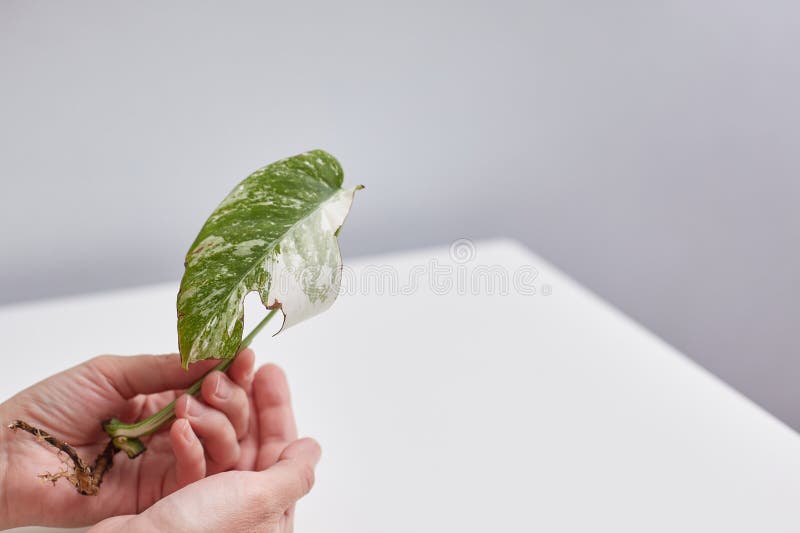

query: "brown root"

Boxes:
[8, 420, 118, 496]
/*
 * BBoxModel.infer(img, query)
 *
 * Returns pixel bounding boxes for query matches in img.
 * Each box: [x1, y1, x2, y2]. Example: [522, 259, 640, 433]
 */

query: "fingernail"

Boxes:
[182, 420, 194, 444]
[245, 365, 255, 384]
[185, 396, 198, 417]
[214, 374, 231, 399]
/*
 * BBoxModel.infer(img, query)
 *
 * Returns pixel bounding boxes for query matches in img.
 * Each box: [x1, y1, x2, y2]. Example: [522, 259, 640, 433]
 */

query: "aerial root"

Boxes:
[8, 420, 117, 496]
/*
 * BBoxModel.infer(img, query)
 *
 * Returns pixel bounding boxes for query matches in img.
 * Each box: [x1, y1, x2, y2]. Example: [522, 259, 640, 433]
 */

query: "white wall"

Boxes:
[1, 1, 798, 429]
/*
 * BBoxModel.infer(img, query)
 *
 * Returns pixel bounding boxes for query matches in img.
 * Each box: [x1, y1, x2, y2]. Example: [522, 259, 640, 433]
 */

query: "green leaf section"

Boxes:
[177, 150, 360, 367]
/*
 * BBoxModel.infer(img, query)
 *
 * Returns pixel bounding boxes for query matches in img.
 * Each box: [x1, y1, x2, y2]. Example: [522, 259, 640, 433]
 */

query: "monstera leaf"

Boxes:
[177, 150, 360, 367]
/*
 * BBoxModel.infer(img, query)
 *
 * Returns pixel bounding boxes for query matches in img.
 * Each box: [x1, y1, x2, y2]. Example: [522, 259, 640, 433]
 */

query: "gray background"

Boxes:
[1, 1, 798, 429]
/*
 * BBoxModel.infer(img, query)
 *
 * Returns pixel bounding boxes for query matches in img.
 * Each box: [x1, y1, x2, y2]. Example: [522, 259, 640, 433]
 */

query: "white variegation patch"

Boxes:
[233, 239, 267, 257]
[261, 187, 357, 332]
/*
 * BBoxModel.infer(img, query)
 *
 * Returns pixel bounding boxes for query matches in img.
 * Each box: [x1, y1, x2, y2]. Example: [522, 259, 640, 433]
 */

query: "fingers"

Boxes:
[201, 371, 250, 439]
[119, 439, 321, 533]
[227, 348, 256, 392]
[175, 395, 240, 472]
[258, 438, 321, 511]
[253, 364, 298, 470]
[169, 418, 206, 487]
[91, 353, 220, 399]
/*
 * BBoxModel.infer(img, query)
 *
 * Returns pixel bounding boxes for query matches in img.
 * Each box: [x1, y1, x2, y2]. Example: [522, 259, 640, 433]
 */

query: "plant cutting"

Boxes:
[8, 149, 361, 495]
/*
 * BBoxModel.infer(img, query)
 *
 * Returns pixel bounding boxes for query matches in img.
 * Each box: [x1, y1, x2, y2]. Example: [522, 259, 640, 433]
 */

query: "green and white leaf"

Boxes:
[177, 149, 360, 367]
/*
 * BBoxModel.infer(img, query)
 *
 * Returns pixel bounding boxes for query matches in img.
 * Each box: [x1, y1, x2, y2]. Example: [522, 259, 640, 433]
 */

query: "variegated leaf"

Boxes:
[177, 150, 360, 367]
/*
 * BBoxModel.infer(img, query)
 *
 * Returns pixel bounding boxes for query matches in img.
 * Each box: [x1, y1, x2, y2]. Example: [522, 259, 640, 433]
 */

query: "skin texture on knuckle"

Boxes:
[86, 354, 131, 398]
[85, 354, 114, 371]
[84, 354, 124, 395]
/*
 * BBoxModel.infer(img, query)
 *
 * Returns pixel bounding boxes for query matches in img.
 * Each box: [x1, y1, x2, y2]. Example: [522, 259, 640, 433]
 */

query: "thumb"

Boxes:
[257, 438, 322, 512]
[88, 353, 222, 398]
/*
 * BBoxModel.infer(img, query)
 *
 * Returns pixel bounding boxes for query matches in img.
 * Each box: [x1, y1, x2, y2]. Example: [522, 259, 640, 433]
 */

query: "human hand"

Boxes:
[0, 349, 292, 529]
[89, 437, 320, 533]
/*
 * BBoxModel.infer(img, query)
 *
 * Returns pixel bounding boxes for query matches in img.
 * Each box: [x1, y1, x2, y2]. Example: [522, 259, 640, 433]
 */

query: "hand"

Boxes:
[89, 438, 320, 532]
[0, 349, 302, 529]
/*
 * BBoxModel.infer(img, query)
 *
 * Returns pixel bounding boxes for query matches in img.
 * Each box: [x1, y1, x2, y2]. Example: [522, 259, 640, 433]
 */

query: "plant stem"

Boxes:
[104, 309, 279, 442]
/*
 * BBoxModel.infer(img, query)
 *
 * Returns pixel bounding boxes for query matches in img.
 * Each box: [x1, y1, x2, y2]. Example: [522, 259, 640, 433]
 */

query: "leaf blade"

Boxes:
[177, 150, 358, 367]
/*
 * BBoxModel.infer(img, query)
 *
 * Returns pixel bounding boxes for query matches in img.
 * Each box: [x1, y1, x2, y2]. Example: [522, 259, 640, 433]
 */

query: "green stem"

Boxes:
[104, 309, 279, 445]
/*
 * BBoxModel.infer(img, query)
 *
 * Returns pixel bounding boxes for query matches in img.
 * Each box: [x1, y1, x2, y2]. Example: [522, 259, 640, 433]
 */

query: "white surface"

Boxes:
[2, 240, 800, 532]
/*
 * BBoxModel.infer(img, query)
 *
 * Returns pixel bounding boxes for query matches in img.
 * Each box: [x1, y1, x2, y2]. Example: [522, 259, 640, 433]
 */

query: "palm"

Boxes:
[1, 351, 293, 529]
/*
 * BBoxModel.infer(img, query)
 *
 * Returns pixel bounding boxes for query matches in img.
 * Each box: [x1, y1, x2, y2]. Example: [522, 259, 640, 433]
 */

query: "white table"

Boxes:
[3, 240, 800, 532]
